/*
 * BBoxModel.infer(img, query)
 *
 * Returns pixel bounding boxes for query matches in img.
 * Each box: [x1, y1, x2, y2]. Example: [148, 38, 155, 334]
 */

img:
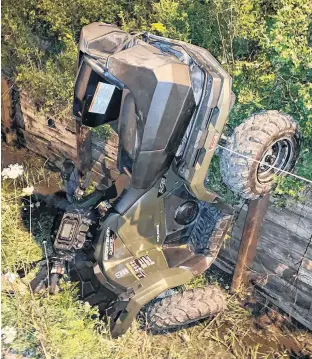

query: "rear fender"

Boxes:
[110, 267, 194, 337]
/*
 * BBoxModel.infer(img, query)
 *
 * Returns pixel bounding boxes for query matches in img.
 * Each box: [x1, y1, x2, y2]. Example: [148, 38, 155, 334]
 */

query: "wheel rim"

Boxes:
[257, 138, 295, 184]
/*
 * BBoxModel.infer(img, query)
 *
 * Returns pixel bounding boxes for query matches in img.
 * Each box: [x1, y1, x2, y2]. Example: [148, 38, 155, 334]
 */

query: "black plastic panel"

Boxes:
[108, 46, 195, 187]
[118, 91, 139, 166]
[79, 22, 129, 58]
[73, 59, 122, 127]
[113, 187, 147, 215]
[163, 185, 199, 246]
[131, 150, 172, 189]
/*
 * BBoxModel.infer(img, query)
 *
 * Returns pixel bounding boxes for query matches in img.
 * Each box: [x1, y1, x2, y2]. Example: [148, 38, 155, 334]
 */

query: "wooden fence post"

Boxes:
[231, 194, 270, 292]
[1, 78, 16, 145]
[76, 122, 92, 175]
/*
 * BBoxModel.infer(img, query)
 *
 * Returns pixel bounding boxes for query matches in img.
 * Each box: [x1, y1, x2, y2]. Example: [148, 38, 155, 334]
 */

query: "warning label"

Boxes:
[89, 82, 115, 114]
[126, 255, 155, 280]
[103, 227, 116, 260]
[115, 267, 130, 279]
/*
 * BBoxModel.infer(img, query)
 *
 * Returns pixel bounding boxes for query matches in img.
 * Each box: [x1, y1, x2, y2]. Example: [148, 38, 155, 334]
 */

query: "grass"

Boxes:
[1, 185, 42, 271]
[2, 148, 312, 359]
[1, 146, 60, 270]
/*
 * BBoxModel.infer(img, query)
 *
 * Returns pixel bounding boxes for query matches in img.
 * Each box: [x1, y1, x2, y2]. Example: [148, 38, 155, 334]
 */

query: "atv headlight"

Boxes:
[190, 63, 204, 105]
[174, 201, 199, 225]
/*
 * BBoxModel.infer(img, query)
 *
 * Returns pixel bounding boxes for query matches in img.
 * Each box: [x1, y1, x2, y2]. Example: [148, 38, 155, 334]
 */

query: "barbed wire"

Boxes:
[217, 144, 312, 185]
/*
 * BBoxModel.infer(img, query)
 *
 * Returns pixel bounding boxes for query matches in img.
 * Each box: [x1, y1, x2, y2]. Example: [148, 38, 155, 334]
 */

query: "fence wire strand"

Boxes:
[217, 144, 312, 185]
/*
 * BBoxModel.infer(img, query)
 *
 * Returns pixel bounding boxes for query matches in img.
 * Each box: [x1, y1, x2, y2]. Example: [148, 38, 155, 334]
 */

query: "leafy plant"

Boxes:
[2, 0, 311, 197]
[90, 124, 111, 140]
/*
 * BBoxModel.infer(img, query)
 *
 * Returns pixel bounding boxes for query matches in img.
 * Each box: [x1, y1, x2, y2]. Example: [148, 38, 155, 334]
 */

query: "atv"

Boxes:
[31, 23, 300, 337]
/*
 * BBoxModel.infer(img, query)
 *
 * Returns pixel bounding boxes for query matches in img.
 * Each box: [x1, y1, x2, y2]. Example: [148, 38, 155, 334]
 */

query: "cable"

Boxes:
[217, 144, 312, 185]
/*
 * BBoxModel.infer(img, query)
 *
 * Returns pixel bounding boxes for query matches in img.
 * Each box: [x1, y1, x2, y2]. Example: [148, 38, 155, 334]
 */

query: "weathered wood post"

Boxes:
[231, 194, 270, 292]
[1, 78, 16, 145]
[76, 122, 92, 175]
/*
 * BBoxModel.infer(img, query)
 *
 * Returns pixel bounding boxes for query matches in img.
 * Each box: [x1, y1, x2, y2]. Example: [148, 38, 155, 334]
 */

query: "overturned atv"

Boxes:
[31, 23, 300, 337]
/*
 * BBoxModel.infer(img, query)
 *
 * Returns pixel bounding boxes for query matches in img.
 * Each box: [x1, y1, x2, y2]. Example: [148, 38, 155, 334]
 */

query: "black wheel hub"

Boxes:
[257, 138, 295, 184]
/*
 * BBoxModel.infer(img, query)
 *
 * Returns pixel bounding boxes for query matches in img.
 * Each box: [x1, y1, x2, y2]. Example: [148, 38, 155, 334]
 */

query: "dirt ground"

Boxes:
[1, 143, 61, 194]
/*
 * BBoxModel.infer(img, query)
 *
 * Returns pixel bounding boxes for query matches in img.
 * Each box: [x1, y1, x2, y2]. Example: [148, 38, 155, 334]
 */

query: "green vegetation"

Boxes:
[90, 124, 112, 140]
[1, 1, 312, 354]
[1, 154, 60, 270]
[5, 276, 311, 359]
[2, 3, 312, 355]
[206, 154, 241, 204]
[3, 0, 311, 198]
[1, 151, 312, 358]
[2, 185, 42, 270]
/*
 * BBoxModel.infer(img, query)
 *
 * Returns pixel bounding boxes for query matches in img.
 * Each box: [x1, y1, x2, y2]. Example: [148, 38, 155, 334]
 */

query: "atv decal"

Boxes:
[104, 227, 116, 260]
[156, 224, 160, 243]
[208, 132, 219, 150]
[137, 255, 155, 268]
[126, 262, 146, 279]
[157, 176, 167, 197]
[126, 255, 155, 280]
[115, 267, 130, 279]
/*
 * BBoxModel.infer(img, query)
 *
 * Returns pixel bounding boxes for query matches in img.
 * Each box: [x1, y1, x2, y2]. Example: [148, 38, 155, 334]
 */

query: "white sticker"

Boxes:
[89, 82, 116, 114]
[115, 267, 130, 279]
[104, 227, 115, 260]
[156, 224, 160, 243]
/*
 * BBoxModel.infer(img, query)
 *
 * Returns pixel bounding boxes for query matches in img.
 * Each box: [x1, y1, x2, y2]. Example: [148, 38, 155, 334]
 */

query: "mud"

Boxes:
[206, 265, 312, 358]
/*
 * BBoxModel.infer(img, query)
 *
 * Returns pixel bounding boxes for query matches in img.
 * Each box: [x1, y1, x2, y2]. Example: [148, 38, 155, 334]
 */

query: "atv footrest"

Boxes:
[190, 202, 233, 256]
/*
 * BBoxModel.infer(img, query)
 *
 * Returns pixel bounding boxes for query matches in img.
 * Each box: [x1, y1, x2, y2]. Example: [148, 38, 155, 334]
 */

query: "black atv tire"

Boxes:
[220, 110, 300, 200]
[147, 285, 226, 331]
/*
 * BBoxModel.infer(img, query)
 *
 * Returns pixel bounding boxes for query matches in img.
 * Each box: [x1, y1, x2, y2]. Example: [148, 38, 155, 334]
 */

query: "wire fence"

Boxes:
[214, 159, 312, 330]
[217, 144, 312, 185]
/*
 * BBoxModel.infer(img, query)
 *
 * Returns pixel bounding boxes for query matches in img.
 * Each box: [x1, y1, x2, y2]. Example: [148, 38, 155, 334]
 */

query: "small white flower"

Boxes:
[4, 272, 18, 283]
[225, 285, 230, 290]
[2, 326, 17, 344]
[1, 164, 24, 179]
[22, 185, 34, 196]
[35, 201, 41, 208]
